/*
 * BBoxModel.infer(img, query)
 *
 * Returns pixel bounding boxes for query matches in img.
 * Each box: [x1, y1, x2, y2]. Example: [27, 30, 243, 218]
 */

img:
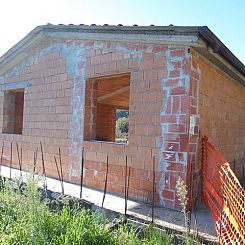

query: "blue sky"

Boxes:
[0, 0, 245, 63]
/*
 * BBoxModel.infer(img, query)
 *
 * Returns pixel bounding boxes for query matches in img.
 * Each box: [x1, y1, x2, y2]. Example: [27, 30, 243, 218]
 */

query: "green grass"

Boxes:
[0, 177, 192, 244]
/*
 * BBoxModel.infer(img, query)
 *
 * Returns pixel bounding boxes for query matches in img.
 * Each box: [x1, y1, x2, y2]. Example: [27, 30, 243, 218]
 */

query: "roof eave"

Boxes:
[0, 25, 244, 86]
[197, 26, 245, 78]
[0, 25, 200, 75]
[0, 26, 47, 75]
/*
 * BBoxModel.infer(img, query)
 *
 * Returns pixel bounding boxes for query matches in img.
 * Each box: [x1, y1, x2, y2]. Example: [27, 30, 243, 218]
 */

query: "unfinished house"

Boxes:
[0, 25, 244, 210]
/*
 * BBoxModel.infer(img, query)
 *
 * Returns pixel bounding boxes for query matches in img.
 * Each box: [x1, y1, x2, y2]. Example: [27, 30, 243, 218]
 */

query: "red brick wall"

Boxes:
[2, 90, 24, 135]
[79, 45, 165, 205]
[96, 104, 116, 142]
[14, 91, 24, 134]
[0, 43, 166, 206]
[84, 80, 98, 141]
[83, 80, 117, 142]
[193, 49, 245, 179]
[81, 141, 161, 203]
[0, 51, 72, 181]
[2, 91, 16, 134]
[158, 48, 194, 209]
[0, 41, 197, 210]
[72, 44, 194, 209]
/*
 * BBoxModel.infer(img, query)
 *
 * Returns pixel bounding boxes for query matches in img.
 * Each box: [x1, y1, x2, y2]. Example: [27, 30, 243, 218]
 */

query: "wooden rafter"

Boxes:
[97, 85, 130, 102]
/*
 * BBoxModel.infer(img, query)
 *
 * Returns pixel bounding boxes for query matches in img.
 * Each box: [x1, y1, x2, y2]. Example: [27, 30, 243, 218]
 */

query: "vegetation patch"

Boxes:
[0, 176, 179, 244]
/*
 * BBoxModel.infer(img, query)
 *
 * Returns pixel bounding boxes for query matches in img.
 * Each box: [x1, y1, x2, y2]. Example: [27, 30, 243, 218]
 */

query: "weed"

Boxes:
[176, 176, 196, 245]
[0, 177, 178, 244]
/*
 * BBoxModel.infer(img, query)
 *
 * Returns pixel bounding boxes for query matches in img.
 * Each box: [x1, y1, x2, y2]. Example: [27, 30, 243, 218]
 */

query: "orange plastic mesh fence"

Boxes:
[202, 136, 245, 245]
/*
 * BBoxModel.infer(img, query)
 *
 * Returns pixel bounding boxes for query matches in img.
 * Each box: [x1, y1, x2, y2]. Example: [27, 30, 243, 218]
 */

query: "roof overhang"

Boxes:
[196, 26, 245, 86]
[0, 25, 244, 86]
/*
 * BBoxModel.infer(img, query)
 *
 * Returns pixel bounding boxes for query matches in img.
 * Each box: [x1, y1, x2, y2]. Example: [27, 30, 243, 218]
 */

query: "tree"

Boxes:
[117, 117, 129, 133]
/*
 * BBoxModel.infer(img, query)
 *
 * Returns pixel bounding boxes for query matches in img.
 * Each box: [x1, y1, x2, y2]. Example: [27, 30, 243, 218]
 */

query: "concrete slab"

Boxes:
[0, 165, 218, 243]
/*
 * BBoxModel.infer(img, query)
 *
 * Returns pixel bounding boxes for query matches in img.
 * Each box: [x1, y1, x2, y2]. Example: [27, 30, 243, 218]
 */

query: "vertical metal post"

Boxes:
[54, 155, 63, 193]
[124, 155, 128, 216]
[32, 151, 36, 180]
[33, 147, 38, 174]
[127, 166, 131, 201]
[126, 166, 131, 217]
[16, 143, 22, 179]
[0, 142, 4, 176]
[80, 147, 84, 199]
[58, 147, 64, 195]
[151, 156, 155, 224]
[40, 142, 47, 190]
[20, 148, 22, 173]
[102, 155, 109, 208]
[10, 142, 12, 179]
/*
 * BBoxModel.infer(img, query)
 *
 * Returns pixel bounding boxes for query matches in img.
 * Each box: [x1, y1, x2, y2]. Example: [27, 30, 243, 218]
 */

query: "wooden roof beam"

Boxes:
[97, 85, 130, 102]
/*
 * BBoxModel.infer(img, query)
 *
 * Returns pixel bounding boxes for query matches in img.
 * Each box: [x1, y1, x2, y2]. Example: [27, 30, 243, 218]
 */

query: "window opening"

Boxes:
[84, 74, 130, 144]
[2, 89, 24, 134]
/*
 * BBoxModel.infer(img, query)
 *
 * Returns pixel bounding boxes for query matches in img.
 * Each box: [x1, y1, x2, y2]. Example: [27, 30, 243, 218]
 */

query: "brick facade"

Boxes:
[2, 90, 24, 134]
[193, 49, 245, 179]
[96, 104, 116, 142]
[14, 91, 24, 134]
[0, 51, 72, 181]
[0, 35, 244, 211]
[81, 43, 167, 205]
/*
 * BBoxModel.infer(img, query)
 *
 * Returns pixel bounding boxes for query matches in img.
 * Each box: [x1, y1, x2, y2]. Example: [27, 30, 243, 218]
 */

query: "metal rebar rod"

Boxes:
[58, 147, 64, 195]
[33, 147, 38, 174]
[102, 155, 109, 208]
[80, 147, 84, 199]
[126, 165, 131, 217]
[124, 155, 128, 216]
[54, 155, 63, 193]
[0, 141, 4, 176]
[32, 151, 36, 180]
[16, 143, 22, 179]
[20, 148, 22, 172]
[10, 142, 12, 179]
[151, 156, 155, 224]
[40, 142, 47, 189]
[127, 167, 131, 199]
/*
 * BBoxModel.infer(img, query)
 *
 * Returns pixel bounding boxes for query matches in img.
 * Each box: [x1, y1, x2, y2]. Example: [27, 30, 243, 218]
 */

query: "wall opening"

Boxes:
[2, 89, 24, 134]
[84, 74, 130, 143]
[116, 109, 129, 143]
